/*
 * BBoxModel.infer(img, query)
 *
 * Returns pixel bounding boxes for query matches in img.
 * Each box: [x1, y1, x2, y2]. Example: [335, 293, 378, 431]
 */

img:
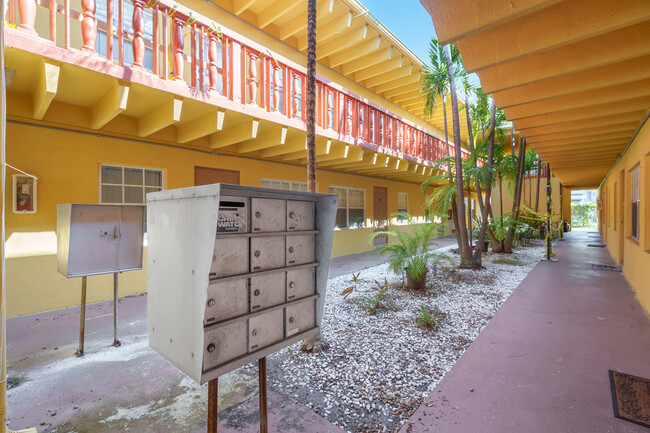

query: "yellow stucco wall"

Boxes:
[491, 175, 563, 222]
[599, 119, 650, 315]
[5, 121, 446, 317]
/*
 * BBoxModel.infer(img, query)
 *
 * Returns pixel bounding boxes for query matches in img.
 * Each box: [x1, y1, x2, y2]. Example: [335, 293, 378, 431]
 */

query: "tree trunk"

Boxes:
[301, 0, 328, 355]
[305, 0, 317, 193]
[534, 158, 542, 212]
[443, 45, 473, 268]
[443, 96, 461, 248]
[503, 138, 527, 253]
[474, 98, 496, 265]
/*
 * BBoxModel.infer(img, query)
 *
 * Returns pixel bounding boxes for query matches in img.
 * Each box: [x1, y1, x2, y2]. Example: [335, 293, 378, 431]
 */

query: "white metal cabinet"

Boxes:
[251, 236, 285, 271]
[204, 279, 248, 325]
[147, 184, 337, 384]
[250, 272, 286, 311]
[286, 234, 315, 266]
[251, 198, 286, 232]
[57, 204, 145, 278]
[285, 299, 316, 338]
[286, 267, 316, 301]
[249, 309, 284, 351]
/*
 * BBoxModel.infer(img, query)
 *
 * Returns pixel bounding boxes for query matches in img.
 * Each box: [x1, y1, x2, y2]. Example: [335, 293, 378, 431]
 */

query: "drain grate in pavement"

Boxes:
[588, 244, 606, 247]
[593, 264, 621, 271]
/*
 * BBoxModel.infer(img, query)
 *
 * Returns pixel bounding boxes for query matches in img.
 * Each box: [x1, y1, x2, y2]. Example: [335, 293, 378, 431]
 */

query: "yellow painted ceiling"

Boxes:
[421, 0, 650, 188]
[205, 0, 470, 145]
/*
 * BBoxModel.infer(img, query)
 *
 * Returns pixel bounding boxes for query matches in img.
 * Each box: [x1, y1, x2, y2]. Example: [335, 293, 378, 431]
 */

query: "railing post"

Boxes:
[131, 0, 145, 67]
[368, 109, 374, 143]
[172, 14, 187, 80]
[248, 52, 258, 105]
[272, 65, 280, 112]
[326, 90, 332, 129]
[292, 73, 300, 119]
[80, 0, 97, 52]
[208, 32, 219, 91]
[17, 0, 37, 34]
[345, 99, 352, 136]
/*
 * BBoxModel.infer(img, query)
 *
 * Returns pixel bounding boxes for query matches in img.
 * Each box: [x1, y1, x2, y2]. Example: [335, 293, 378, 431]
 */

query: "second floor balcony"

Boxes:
[4, 0, 471, 183]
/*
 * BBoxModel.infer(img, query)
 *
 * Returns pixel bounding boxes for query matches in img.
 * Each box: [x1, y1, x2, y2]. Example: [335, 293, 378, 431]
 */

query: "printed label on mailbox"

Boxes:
[217, 198, 248, 233]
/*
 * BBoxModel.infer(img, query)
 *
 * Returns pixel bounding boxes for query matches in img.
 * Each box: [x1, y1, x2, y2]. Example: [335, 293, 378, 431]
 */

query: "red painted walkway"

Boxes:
[402, 230, 650, 433]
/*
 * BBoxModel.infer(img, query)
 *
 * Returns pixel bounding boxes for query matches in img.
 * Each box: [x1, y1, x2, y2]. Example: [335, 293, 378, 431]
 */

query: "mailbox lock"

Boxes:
[289, 317, 294, 323]
[289, 282, 295, 288]
[252, 329, 258, 336]
[255, 211, 261, 218]
[254, 289, 261, 296]
[254, 250, 261, 257]
[207, 343, 216, 353]
[288, 247, 294, 253]
[207, 299, 216, 308]
[289, 212, 296, 218]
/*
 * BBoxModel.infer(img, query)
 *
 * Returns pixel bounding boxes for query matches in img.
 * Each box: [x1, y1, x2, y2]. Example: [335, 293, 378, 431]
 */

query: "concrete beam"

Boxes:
[91, 82, 129, 130]
[177, 110, 225, 144]
[33, 60, 60, 120]
[138, 97, 182, 137]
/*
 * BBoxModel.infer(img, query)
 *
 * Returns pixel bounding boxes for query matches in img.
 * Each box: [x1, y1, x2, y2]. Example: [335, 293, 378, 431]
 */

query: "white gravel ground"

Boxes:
[264, 242, 543, 433]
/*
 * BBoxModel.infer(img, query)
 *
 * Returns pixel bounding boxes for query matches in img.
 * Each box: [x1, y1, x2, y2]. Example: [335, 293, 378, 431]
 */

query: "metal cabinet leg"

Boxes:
[208, 378, 218, 433]
[259, 357, 268, 433]
[113, 272, 120, 347]
[75, 276, 87, 356]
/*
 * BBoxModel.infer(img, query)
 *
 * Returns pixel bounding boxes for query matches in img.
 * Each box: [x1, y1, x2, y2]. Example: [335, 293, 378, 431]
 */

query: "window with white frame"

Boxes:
[260, 179, 308, 192]
[397, 192, 408, 223]
[100, 164, 163, 204]
[630, 165, 640, 240]
[329, 186, 365, 229]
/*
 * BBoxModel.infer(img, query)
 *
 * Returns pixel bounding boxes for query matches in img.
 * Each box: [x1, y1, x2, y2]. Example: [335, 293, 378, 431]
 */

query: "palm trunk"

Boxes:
[306, 0, 317, 193]
[534, 159, 542, 212]
[474, 98, 496, 265]
[443, 96, 461, 247]
[504, 138, 527, 253]
[443, 45, 473, 268]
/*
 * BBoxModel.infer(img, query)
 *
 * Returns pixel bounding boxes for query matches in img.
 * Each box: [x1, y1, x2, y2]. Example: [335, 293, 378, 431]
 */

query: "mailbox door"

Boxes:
[203, 320, 248, 371]
[286, 234, 315, 266]
[68, 205, 120, 276]
[287, 200, 315, 231]
[285, 299, 316, 338]
[217, 196, 249, 233]
[204, 279, 248, 325]
[250, 272, 285, 312]
[212, 237, 249, 278]
[250, 237, 285, 271]
[251, 198, 286, 232]
[286, 267, 316, 301]
[248, 309, 283, 352]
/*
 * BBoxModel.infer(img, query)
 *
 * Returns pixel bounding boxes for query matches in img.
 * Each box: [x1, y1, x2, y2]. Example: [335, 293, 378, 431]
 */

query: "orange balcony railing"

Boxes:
[5, 0, 470, 165]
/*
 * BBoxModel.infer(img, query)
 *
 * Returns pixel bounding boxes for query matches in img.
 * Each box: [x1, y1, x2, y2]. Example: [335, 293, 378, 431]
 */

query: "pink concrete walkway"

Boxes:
[402, 230, 650, 433]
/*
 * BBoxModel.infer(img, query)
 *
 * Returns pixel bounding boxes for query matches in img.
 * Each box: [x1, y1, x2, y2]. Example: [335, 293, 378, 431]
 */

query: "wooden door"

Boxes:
[619, 170, 624, 264]
[194, 167, 240, 186]
[373, 187, 387, 245]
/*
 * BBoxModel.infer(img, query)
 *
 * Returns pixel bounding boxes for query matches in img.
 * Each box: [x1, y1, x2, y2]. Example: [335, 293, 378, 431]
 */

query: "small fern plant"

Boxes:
[369, 212, 439, 283]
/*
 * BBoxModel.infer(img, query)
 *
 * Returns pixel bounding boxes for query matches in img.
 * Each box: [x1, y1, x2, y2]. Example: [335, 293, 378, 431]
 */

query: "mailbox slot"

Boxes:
[203, 320, 248, 371]
[286, 234, 315, 266]
[217, 196, 249, 233]
[285, 299, 316, 338]
[286, 267, 316, 301]
[249, 309, 283, 352]
[251, 198, 286, 232]
[212, 237, 249, 278]
[250, 271, 286, 311]
[250, 236, 285, 271]
[287, 200, 315, 231]
[204, 279, 249, 325]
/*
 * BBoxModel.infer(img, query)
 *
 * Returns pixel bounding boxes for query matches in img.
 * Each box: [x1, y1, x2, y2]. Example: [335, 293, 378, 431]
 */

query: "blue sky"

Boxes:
[358, 0, 436, 65]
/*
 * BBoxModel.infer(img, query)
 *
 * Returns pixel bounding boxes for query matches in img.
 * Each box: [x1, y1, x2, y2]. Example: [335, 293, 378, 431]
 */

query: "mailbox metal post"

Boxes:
[208, 378, 218, 433]
[75, 276, 87, 357]
[113, 272, 121, 346]
[259, 357, 268, 433]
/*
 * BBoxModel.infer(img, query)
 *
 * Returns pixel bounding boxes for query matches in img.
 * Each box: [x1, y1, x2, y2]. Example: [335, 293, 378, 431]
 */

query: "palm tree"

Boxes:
[421, 38, 463, 245]
[503, 137, 527, 253]
[473, 97, 496, 265]
[443, 44, 474, 268]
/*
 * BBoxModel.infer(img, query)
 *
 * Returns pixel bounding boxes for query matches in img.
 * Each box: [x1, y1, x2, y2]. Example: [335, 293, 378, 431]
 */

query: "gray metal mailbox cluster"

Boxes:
[147, 184, 337, 384]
